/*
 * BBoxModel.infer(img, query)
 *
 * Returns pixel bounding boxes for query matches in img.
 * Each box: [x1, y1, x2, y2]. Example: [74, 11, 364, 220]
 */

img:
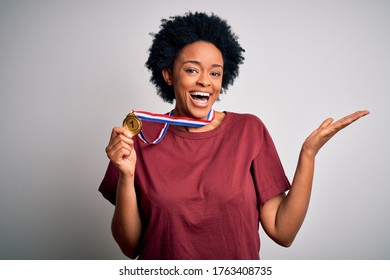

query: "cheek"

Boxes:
[213, 81, 223, 93]
[173, 81, 191, 101]
[174, 77, 195, 93]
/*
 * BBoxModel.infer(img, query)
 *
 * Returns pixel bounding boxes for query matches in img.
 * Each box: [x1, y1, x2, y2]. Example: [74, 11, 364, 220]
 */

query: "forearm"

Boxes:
[111, 174, 142, 259]
[263, 110, 368, 247]
[274, 146, 315, 246]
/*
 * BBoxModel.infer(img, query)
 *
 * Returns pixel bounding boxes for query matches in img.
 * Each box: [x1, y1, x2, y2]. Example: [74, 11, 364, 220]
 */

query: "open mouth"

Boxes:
[190, 92, 210, 104]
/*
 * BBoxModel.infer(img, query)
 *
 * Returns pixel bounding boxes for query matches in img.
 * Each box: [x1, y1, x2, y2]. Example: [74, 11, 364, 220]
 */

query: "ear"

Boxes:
[162, 68, 173, 85]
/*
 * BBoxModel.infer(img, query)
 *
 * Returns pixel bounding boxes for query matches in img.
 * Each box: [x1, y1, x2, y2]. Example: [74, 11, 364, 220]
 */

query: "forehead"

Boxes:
[175, 41, 224, 65]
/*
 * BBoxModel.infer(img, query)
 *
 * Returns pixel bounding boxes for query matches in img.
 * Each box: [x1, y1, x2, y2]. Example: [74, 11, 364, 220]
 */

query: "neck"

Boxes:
[173, 111, 225, 132]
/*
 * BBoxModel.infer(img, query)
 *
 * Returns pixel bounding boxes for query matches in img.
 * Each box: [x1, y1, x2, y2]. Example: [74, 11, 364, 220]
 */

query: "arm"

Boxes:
[105, 127, 142, 258]
[260, 110, 369, 247]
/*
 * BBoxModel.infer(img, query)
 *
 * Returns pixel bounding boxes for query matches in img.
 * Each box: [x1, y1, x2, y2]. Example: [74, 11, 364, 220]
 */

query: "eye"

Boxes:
[211, 71, 222, 77]
[185, 68, 198, 74]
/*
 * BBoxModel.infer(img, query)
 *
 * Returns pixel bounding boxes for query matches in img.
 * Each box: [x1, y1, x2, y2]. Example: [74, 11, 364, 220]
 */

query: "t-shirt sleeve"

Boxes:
[98, 161, 119, 205]
[251, 121, 291, 209]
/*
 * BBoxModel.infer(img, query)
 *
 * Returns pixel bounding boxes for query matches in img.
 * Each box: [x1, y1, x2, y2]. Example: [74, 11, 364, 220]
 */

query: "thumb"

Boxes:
[319, 118, 334, 129]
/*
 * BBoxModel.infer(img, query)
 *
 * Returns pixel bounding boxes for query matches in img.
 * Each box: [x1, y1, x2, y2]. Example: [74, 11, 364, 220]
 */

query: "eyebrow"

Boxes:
[182, 60, 223, 69]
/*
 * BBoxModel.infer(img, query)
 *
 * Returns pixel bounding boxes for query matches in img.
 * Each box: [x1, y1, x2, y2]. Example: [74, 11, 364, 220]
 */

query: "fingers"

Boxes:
[106, 127, 135, 162]
[343, 110, 369, 124]
[110, 127, 133, 141]
[314, 109, 369, 143]
[330, 110, 370, 131]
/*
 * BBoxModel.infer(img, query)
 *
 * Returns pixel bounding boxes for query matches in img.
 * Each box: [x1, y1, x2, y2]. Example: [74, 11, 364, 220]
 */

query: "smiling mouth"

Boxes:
[190, 92, 210, 104]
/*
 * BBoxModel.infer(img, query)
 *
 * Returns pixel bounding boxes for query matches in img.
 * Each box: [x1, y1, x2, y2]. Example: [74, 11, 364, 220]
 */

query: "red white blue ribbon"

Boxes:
[133, 109, 215, 144]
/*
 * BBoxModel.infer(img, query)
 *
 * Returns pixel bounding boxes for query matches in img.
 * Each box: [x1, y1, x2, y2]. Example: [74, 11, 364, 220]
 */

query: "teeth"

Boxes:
[191, 92, 210, 97]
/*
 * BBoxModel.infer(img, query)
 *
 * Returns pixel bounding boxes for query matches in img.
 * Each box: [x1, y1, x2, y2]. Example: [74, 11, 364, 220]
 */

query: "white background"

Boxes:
[0, 0, 388, 259]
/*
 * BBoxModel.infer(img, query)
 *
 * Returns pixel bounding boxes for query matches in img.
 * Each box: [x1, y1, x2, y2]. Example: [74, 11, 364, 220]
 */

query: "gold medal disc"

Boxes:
[122, 113, 142, 136]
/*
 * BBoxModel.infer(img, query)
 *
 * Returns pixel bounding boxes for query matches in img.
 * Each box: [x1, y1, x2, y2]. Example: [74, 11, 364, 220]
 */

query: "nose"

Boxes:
[196, 72, 211, 87]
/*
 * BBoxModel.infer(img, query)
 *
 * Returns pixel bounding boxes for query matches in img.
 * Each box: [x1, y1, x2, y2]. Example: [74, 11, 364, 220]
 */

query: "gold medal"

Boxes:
[122, 112, 142, 136]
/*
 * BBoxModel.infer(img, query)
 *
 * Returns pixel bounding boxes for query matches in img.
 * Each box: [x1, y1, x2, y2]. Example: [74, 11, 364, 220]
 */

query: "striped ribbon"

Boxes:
[133, 109, 215, 144]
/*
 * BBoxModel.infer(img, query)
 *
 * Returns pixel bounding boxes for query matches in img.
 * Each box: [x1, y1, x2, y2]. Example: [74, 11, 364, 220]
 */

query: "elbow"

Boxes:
[112, 231, 140, 259]
[111, 223, 140, 259]
[120, 246, 139, 259]
[277, 239, 294, 248]
[272, 234, 296, 248]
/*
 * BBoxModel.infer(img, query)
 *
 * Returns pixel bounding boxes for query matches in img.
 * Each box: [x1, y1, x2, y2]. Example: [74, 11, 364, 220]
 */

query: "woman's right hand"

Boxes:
[105, 127, 137, 177]
[107, 128, 142, 259]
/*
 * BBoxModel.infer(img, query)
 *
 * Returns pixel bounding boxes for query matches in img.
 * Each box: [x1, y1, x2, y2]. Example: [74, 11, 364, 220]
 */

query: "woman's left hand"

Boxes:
[302, 110, 369, 158]
[261, 109, 369, 247]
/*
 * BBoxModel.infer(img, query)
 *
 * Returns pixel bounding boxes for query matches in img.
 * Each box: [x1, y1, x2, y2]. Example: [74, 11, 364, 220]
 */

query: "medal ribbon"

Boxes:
[133, 109, 215, 144]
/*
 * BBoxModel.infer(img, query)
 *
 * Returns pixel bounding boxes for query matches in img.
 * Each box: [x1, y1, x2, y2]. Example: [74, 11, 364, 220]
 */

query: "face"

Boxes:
[162, 41, 224, 119]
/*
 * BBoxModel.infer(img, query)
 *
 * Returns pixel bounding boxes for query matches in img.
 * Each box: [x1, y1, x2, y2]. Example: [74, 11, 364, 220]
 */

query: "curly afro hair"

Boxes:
[145, 12, 245, 103]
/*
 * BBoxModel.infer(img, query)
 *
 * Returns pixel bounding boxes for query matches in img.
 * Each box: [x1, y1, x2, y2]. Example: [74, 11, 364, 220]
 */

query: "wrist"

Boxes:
[118, 172, 135, 185]
[300, 143, 317, 161]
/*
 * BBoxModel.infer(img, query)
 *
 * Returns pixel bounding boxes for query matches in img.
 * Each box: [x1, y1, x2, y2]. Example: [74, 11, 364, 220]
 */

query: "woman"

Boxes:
[99, 12, 368, 260]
